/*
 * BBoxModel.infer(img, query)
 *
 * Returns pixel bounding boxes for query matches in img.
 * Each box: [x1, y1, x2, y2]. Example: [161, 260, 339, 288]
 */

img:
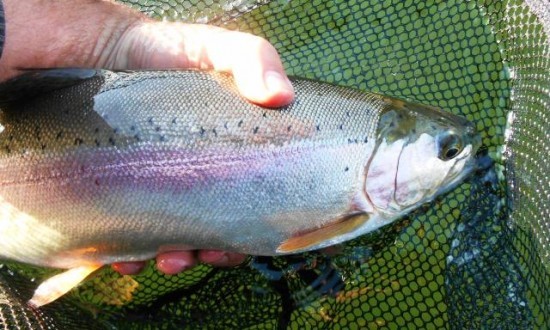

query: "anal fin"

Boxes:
[277, 213, 369, 253]
[28, 264, 102, 308]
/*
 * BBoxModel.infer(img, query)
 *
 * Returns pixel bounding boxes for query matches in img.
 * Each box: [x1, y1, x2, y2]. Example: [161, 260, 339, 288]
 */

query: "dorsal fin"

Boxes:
[0, 68, 99, 106]
[277, 213, 370, 253]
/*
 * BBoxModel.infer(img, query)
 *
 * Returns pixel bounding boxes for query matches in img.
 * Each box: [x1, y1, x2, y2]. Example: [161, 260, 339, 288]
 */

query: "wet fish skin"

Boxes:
[0, 69, 479, 270]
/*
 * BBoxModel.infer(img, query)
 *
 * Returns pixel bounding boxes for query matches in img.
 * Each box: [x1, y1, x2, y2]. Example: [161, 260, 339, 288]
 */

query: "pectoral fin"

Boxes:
[28, 264, 102, 308]
[277, 213, 370, 253]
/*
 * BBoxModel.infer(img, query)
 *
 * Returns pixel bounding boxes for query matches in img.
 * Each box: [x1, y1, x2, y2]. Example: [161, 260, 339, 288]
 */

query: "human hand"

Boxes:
[0, 0, 294, 275]
[112, 250, 248, 275]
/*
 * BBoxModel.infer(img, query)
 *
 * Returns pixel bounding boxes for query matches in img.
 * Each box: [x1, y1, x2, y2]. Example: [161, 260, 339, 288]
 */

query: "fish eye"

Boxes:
[438, 132, 463, 161]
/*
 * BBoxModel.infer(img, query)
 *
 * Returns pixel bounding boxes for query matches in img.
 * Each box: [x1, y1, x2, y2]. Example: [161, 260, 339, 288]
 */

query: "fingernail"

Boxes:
[215, 254, 229, 265]
[157, 258, 192, 275]
[264, 71, 293, 95]
[157, 252, 195, 275]
[199, 250, 228, 265]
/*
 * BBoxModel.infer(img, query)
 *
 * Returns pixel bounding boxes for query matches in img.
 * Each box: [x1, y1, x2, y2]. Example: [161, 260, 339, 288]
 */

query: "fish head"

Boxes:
[364, 98, 481, 216]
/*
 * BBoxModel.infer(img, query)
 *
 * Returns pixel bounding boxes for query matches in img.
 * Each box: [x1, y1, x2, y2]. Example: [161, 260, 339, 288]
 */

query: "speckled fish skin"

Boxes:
[0, 69, 480, 269]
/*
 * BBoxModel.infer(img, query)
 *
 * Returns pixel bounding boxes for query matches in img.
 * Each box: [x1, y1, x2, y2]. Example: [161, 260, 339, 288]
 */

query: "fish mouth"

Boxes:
[465, 121, 482, 152]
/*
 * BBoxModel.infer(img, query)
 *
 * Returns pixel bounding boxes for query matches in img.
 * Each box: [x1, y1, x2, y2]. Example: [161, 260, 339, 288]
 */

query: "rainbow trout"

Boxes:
[0, 69, 480, 306]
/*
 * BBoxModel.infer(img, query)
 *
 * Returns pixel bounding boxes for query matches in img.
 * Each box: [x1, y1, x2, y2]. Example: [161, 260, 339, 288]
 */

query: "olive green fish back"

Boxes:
[1, 0, 549, 329]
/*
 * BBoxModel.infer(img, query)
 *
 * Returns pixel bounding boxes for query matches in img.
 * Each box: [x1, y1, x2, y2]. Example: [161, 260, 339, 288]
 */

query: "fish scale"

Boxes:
[0, 69, 479, 306]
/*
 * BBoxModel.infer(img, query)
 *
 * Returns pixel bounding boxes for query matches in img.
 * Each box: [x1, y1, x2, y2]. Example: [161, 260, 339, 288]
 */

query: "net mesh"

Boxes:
[0, 0, 548, 329]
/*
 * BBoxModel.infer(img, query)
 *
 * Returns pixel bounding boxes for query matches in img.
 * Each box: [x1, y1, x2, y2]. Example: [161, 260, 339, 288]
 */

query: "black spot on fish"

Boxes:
[224, 122, 229, 130]
[238, 120, 244, 128]
[171, 118, 177, 125]
[364, 136, 369, 143]
[412, 129, 416, 134]
[134, 134, 141, 142]
[397, 113, 403, 120]
[389, 122, 395, 128]
[212, 129, 218, 137]
[348, 138, 353, 144]
[41, 144, 46, 150]
[287, 125, 292, 132]
[253, 127, 259, 134]
[346, 111, 350, 117]
[94, 128, 100, 134]
[130, 125, 136, 131]
[338, 124, 343, 130]
[56, 131, 63, 140]
[148, 117, 154, 125]
[95, 178, 100, 186]
[108, 137, 116, 146]
[155, 126, 161, 132]
[200, 127, 206, 136]
[74, 138, 83, 146]
[95, 139, 100, 147]
[4, 146, 10, 154]
[344, 167, 349, 172]
[113, 128, 120, 134]
[316, 124, 321, 131]
[160, 135, 166, 142]
[8, 135, 13, 141]
[263, 112, 267, 118]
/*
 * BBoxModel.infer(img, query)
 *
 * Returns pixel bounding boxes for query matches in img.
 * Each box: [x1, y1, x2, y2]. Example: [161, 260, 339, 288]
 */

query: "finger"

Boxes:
[156, 250, 197, 275]
[321, 245, 343, 256]
[112, 261, 146, 275]
[196, 27, 295, 108]
[198, 250, 247, 267]
[117, 23, 295, 107]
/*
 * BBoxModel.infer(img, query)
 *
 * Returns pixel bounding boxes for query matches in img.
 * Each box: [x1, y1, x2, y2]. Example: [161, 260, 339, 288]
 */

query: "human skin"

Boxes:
[0, 0, 295, 275]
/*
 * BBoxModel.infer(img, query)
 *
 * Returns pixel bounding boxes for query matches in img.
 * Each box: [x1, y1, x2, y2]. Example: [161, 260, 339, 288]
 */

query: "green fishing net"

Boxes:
[1, 0, 548, 328]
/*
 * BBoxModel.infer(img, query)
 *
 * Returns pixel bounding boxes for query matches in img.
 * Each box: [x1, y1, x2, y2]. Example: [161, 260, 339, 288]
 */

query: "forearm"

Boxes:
[0, 0, 145, 81]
